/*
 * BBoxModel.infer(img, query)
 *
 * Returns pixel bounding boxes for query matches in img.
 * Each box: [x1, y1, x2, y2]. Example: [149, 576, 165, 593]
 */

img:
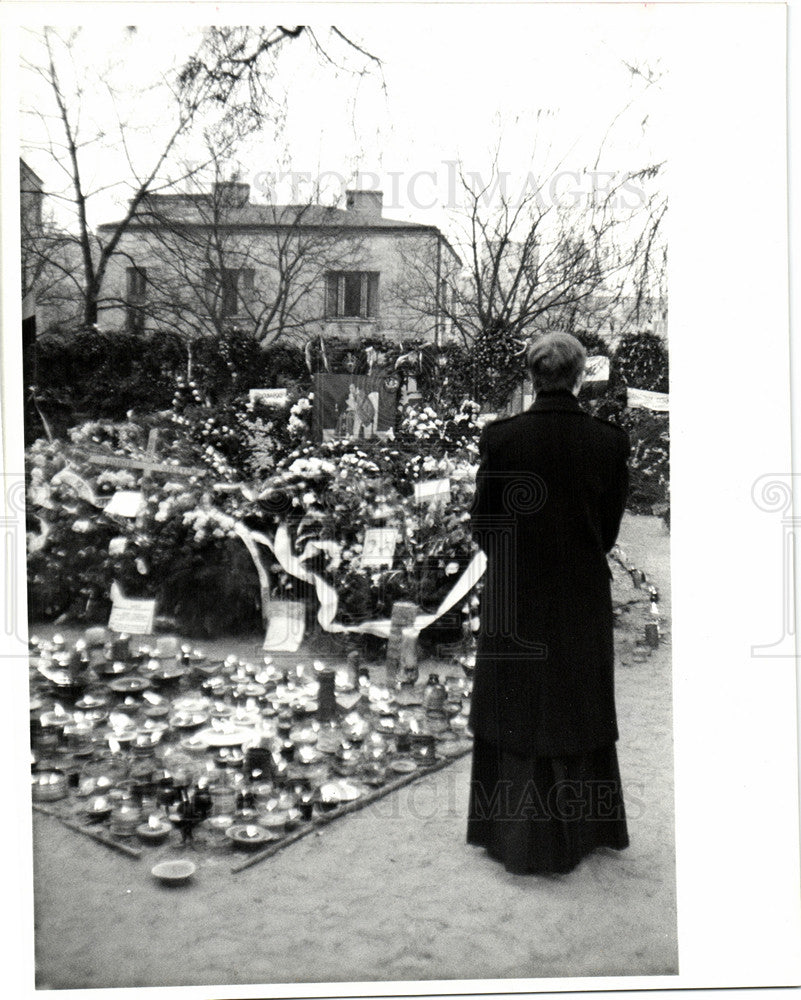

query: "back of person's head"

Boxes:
[526, 332, 587, 392]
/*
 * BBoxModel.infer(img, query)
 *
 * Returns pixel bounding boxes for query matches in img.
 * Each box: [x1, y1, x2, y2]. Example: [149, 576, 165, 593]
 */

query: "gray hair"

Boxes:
[526, 332, 587, 392]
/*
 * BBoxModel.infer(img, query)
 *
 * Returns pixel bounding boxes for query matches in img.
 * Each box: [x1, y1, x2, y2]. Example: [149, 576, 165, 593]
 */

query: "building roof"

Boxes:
[100, 196, 437, 233]
[97, 187, 462, 264]
[20, 158, 44, 192]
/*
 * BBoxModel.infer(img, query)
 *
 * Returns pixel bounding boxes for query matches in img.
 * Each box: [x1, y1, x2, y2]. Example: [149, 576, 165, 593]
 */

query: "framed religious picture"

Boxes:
[312, 373, 398, 442]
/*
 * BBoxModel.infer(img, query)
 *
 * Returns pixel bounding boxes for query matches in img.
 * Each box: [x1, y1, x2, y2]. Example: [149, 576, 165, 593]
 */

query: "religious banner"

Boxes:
[627, 387, 669, 411]
[312, 373, 398, 442]
[104, 490, 145, 518]
[361, 527, 399, 568]
[108, 582, 156, 635]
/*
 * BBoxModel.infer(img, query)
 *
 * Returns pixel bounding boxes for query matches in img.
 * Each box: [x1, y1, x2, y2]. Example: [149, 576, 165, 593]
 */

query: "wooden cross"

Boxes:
[82, 429, 207, 485]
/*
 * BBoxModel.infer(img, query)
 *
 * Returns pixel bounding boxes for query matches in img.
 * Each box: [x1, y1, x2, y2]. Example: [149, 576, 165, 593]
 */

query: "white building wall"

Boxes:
[98, 225, 453, 345]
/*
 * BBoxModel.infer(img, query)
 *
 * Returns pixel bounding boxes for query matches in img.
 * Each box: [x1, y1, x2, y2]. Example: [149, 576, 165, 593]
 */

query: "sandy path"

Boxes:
[31, 513, 676, 990]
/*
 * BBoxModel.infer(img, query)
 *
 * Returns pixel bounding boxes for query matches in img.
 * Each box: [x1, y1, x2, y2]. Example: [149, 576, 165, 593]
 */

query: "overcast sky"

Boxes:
[18, 7, 666, 234]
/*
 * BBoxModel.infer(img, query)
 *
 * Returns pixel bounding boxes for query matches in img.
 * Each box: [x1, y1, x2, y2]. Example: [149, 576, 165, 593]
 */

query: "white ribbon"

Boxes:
[51, 467, 106, 508]
[234, 519, 487, 639]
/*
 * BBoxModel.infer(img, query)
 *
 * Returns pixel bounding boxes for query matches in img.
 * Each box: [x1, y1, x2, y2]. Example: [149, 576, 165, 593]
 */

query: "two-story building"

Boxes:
[97, 185, 460, 347]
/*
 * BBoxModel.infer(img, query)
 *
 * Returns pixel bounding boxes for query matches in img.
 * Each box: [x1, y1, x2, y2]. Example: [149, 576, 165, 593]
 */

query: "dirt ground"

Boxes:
[29, 512, 676, 992]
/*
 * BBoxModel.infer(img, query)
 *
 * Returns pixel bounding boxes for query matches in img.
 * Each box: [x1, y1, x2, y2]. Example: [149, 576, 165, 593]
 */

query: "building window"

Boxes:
[325, 271, 379, 319]
[126, 266, 147, 334]
[205, 267, 254, 318]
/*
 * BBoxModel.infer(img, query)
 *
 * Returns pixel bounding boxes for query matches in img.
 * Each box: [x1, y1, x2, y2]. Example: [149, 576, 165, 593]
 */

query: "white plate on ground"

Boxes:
[193, 726, 258, 747]
[151, 859, 196, 884]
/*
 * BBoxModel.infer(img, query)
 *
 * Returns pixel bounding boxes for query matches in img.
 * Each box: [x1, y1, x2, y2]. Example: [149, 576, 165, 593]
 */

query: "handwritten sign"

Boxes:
[414, 478, 451, 504]
[105, 490, 144, 518]
[249, 388, 290, 407]
[362, 528, 399, 568]
[108, 583, 156, 635]
[263, 599, 306, 652]
[627, 387, 669, 412]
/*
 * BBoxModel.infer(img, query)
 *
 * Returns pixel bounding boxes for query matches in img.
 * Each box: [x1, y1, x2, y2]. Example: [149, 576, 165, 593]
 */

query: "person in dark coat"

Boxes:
[467, 331, 630, 875]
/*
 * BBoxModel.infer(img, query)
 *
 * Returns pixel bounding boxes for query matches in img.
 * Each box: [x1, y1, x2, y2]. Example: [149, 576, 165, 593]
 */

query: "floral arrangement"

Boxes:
[25, 421, 262, 634]
[396, 399, 481, 458]
[25, 393, 484, 636]
[617, 409, 670, 520]
[25, 361, 668, 638]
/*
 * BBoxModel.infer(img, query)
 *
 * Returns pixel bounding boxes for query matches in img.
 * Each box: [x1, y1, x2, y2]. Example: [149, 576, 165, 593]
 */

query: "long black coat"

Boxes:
[468, 388, 629, 758]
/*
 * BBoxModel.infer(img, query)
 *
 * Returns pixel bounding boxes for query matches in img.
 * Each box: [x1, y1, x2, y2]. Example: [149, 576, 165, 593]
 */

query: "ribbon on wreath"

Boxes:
[233, 519, 487, 639]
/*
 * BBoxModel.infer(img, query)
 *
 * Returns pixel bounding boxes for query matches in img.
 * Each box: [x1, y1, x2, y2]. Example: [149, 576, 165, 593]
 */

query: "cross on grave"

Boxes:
[82, 428, 207, 486]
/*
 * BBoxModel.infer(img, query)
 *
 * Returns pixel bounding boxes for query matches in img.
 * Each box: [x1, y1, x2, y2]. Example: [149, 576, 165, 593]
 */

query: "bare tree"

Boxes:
[19, 26, 382, 334]
[121, 145, 369, 350]
[396, 158, 664, 348]
[388, 117, 666, 408]
[176, 26, 382, 130]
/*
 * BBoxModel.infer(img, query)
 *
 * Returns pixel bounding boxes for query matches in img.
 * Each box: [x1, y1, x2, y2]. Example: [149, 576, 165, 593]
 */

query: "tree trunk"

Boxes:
[83, 286, 99, 329]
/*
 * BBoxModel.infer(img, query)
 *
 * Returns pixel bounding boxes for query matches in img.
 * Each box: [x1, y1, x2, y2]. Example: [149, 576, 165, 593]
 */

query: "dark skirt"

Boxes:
[467, 736, 629, 875]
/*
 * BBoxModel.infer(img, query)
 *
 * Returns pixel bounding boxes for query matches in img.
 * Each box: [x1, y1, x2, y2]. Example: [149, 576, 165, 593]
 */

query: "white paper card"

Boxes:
[586, 356, 611, 382]
[105, 490, 144, 517]
[627, 387, 669, 411]
[263, 600, 306, 652]
[362, 528, 399, 567]
[413, 478, 451, 503]
[108, 585, 156, 635]
[249, 388, 289, 407]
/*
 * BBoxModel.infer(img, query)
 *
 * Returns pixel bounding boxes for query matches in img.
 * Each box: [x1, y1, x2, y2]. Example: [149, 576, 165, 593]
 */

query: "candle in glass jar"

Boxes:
[110, 634, 130, 660]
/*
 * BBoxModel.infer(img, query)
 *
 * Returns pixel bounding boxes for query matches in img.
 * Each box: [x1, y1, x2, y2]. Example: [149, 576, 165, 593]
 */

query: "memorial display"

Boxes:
[28, 628, 476, 874]
[24, 333, 666, 885]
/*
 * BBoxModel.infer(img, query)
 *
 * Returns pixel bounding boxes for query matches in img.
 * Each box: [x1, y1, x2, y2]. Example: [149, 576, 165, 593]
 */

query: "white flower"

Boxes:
[72, 520, 92, 533]
[445, 561, 459, 576]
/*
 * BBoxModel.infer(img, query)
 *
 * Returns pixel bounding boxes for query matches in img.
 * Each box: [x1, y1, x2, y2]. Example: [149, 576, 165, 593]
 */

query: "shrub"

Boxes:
[613, 330, 669, 393]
